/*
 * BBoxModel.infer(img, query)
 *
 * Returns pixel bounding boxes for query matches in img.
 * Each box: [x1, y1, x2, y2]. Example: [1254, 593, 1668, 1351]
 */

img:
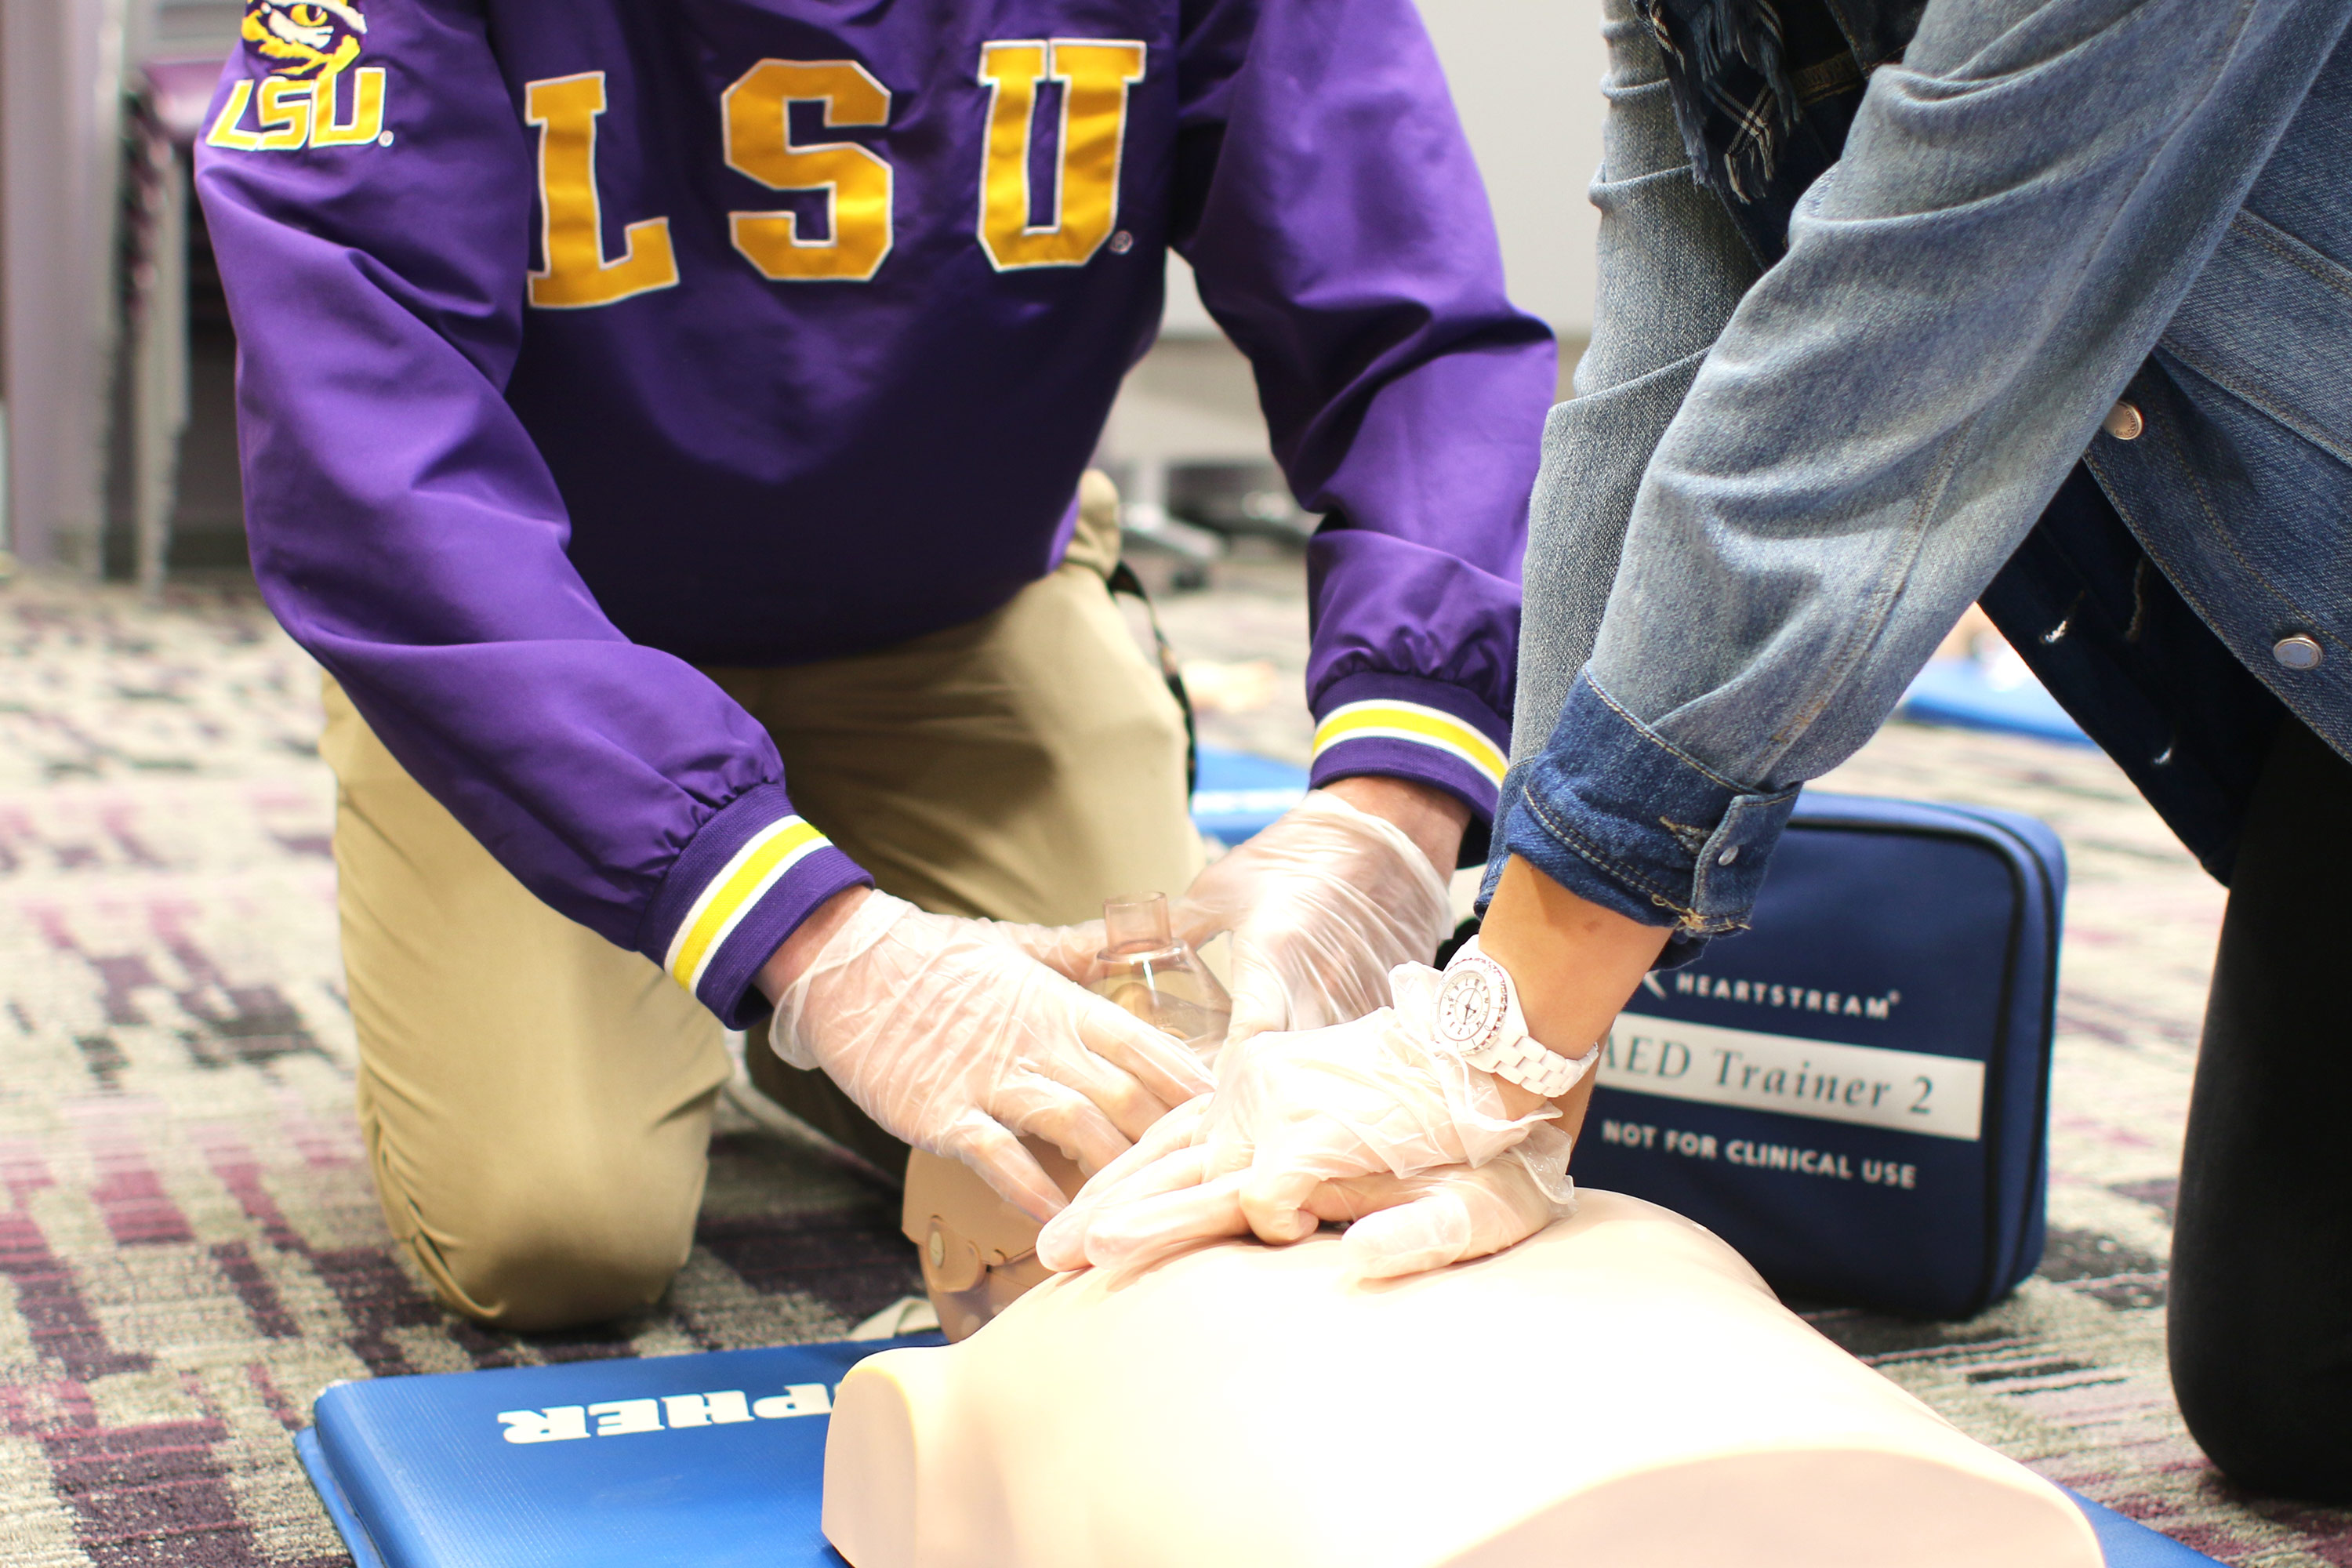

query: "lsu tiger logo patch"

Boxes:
[209, 0, 390, 151]
[243, 0, 366, 78]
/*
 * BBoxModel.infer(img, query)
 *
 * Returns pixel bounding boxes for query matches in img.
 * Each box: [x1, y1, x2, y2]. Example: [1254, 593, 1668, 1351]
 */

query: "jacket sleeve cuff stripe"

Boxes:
[1312, 699, 1508, 789]
[665, 815, 833, 993]
[1309, 733, 1504, 844]
[638, 784, 876, 1026]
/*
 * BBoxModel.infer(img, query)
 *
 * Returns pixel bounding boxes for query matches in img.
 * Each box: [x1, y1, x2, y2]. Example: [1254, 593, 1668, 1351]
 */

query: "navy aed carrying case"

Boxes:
[1571, 790, 2065, 1319]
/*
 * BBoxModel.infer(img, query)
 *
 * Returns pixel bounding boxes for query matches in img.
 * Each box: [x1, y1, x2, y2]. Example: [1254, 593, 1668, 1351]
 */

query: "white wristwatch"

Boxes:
[1431, 937, 1597, 1099]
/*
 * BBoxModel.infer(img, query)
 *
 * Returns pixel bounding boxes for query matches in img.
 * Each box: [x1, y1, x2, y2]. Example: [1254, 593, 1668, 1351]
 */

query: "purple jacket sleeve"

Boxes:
[1172, 0, 1556, 848]
[195, 0, 867, 1029]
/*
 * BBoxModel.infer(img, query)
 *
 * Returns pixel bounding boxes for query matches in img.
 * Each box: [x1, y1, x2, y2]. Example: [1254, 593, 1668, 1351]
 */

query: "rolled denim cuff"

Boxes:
[1485, 670, 1799, 966]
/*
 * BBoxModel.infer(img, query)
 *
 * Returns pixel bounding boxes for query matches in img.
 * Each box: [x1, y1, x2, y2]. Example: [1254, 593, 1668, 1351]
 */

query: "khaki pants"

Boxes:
[326, 506, 1201, 1330]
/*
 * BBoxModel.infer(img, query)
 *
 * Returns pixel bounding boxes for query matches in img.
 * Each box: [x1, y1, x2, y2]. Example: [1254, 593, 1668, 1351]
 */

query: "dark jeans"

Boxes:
[2171, 717, 2352, 1501]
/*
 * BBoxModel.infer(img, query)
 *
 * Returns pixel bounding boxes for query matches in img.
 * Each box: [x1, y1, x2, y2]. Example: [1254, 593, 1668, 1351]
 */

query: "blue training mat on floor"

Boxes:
[294, 1337, 938, 1568]
[1191, 744, 1308, 842]
[1900, 655, 2092, 746]
[292, 1336, 2226, 1567]
[2069, 1489, 2224, 1565]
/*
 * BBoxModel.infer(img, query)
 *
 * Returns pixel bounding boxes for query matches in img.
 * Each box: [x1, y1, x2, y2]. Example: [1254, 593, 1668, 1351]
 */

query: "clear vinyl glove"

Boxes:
[1311, 1152, 1571, 1281]
[1036, 961, 1589, 1277]
[1185, 791, 1455, 1044]
[1006, 790, 1455, 1045]
[769, 892, 1214, 1223]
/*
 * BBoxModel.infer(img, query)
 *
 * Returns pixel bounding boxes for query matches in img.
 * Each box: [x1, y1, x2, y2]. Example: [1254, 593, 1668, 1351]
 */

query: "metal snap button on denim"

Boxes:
[2273, 634, 2324, 670]
[2102, 401, 2144, 441]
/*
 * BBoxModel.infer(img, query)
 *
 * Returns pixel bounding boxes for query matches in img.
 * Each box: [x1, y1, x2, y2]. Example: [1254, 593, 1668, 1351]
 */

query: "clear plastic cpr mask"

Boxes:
[905, 892, 1229, 1340]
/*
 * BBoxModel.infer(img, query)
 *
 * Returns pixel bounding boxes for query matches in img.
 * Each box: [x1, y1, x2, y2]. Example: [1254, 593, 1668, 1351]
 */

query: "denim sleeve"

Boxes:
[1500, 0, 2351, 949]
[1508, 0, 1762, 769]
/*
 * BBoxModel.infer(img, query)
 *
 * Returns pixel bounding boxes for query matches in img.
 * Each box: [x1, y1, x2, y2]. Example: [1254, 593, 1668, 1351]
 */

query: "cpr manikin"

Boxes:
[904, 895, 1229, 1340]
[825, 1191, 2100, 1568]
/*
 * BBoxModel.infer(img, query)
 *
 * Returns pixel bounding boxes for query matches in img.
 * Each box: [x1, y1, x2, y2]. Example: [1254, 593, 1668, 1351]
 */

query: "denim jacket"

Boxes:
[1491, 0, 2352, 960]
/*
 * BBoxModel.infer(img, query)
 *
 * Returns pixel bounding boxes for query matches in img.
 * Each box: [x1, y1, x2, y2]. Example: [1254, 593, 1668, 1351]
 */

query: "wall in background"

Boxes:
[1123, 0, 1606, 493]
[1164, 0, 1605, 346]
[129, 0, 238, 63]
[2, 0, 238, 572]
[2, 0, 128, 570]
[1420, 0, 1605, 340]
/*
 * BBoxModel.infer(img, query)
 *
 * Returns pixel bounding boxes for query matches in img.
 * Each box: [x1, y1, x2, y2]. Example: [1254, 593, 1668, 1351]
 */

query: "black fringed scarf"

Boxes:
[1630, 0, 1928, 263]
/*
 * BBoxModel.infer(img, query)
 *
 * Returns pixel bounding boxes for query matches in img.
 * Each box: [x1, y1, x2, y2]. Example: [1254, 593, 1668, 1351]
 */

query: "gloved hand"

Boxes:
[1036, 961, 1590, 1276]
[1036, 1097, 1573, 1281]
[1003, 791, 1454, 1046]
[1183, 791, 1457, 1044]
[769, 892, 1214, 1223]
[1311, 1154, 1571, 1280]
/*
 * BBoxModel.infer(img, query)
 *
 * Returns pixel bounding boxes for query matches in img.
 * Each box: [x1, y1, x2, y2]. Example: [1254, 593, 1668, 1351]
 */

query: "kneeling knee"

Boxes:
[414, 1179, 696, 1333]
[2173, 1317, 2352, 1502]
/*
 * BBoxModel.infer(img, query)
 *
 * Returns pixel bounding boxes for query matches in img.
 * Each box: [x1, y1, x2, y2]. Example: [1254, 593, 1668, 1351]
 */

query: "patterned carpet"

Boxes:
[0, 578, 922, 1566]
[0, 572, 2344, 1565]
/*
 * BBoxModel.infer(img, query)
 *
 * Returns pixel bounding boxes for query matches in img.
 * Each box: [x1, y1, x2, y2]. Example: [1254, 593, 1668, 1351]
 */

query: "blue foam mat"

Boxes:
[2068, 1488, 2221, 1565]
[1900, 655, 2092, 746]
[290, 1336, 2225, 1566]
[1191, 744, 1308, 842]
[299, 1338, 931, 1567]
[296, 1426, 388, 1568]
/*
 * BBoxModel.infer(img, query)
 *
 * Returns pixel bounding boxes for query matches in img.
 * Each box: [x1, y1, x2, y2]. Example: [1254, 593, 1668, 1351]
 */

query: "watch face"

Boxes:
[1435, 966, 1500, 1050]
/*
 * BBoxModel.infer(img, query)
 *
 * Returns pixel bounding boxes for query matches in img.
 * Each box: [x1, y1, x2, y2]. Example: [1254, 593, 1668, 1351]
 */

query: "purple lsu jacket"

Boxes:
[195, 0, 1555, 1026]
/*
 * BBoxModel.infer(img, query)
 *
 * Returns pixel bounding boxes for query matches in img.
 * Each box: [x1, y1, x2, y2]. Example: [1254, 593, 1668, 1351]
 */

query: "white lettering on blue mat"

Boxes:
[1602, 1014, 1984, 1142]
[752, 1385, 833, 1419]
[589, 1399, 662, 1436]
[495, 1407, 588, 1443]
[499, 1383, 833, 1443]
[662, 1392, 754, 1427]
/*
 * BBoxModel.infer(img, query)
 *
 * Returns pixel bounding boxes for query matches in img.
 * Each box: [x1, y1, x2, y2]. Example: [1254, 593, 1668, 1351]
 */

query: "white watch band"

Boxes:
[1431, 938, 1596, 1099]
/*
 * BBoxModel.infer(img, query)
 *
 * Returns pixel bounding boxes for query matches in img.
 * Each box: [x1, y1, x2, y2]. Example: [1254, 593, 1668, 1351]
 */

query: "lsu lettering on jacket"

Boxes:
[196, 0, 1555, 1025]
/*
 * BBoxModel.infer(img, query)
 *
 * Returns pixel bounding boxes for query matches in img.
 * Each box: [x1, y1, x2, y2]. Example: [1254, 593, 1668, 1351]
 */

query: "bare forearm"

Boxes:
[1323, 775, 1470, 880]
[1477, 855, 1669, 1127]
[756, 884, 873, 1005]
